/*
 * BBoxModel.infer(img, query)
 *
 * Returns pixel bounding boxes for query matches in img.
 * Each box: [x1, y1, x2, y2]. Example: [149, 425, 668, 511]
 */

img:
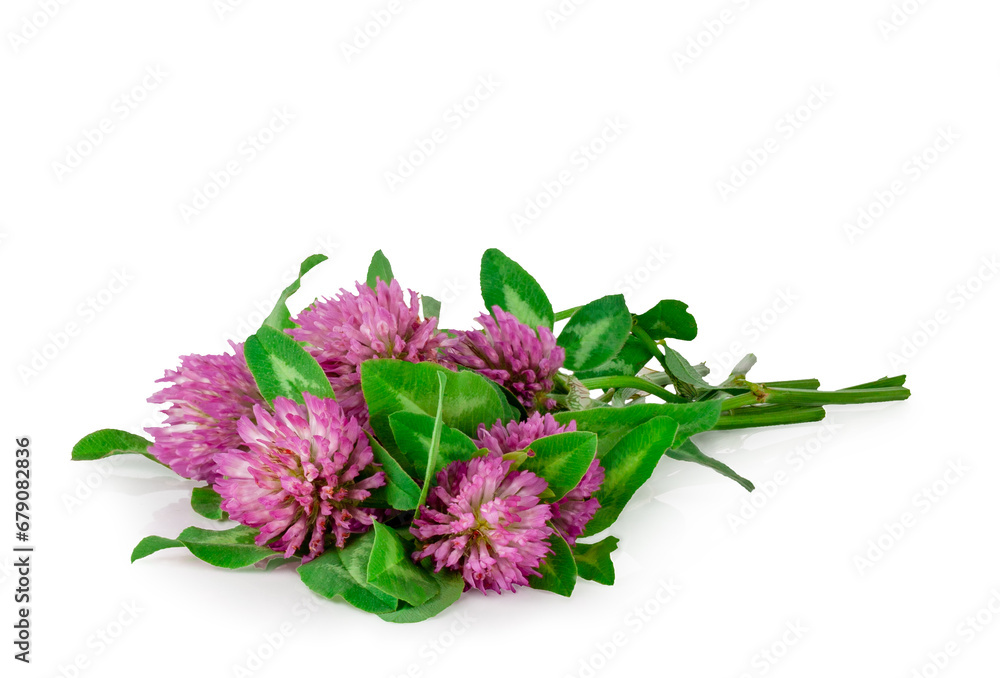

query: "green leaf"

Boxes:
[134, 526, 275, 569]
[635, 300, 698, 341]
[130, 536, 182, 563]
[572, 536, 619, 586]
[244, 325, 335, 405]
[389, 412, 480, 481]
[367, 523, 440, 607]
[361, 359, 504, 445]
[480, 248, 554, 330]
[481, 376, 525, 423]
[71, 429, 165, 466]
[366, 250, 394, 288]
[583, 416, 679, 537]
[191, 486, 227, 520]
[661, 344, 711, 389]
[366, 433, 421, 510]
[417, 372, 448, 509]
[519, 432, 597, 501]
[666, 439, 754, 492]
[557, 294, 632, 372]
[174, 525, 276, 569]
[553, 400, 721, 457]
[378, 569, 465, 623]
[530, 531, 577, 597]
[298, 532, 398, 613]
[263, 254, 328, 330]
[574, 335, 653, 380]
[422, 294, 441, 320]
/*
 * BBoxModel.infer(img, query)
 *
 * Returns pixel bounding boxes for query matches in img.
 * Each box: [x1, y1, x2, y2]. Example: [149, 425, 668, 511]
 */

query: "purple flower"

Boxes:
[213, 394, 385, 562]
[411, 455, 553, 594]
[290, 279, 452, 424]
[550, 459, 604, 545]
[146, 343, 263, 483]
[475, 411, 577, 456]
[476, 413, 603, 545]
[443, 306, 565, 412]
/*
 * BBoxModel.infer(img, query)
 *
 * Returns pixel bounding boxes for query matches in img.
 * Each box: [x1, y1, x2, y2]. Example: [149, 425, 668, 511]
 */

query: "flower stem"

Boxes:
[763, 378, 821, 390]
[553, 307, 582, 321]
[714, 405, 827, 430]
[578, 376, 686, 403]
[720, 383, 910, 410]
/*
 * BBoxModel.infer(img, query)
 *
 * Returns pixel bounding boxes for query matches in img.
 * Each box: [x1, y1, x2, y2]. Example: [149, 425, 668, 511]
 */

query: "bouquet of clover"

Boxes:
[71, 249, 911, 623]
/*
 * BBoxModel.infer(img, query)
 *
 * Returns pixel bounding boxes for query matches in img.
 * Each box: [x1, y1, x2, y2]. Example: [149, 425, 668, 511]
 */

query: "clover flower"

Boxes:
[443, 306, 565, 412]
[476, 413, 603, 545]
[290, 279, 452, 424]
[411, 455, 552, 594]
[549, 459, 604, 545]
[213, 394, 385, 562]
[146, 343, 263, 483]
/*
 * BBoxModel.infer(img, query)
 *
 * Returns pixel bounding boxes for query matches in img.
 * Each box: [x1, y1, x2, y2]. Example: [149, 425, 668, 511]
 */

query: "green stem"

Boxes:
[763, 378, 821, 390]
[554, 306, 582, 321]
[714, 405, 827, 430]
[630, 325, 679, 394]
[719, 392, 759, 411]
[722, 382, 910, 410]
[765, 386, 910, 406]
[578, 376, 686, 404]
[843, 375, 907, 390]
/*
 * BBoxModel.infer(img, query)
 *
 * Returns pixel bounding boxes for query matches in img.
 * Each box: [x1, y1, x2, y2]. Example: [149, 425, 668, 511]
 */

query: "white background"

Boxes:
[2, 1, 998, 676]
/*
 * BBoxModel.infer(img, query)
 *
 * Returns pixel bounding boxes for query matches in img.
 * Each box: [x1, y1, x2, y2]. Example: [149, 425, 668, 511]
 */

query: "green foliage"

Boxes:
[191, 486, 227, 520]
[572, 536, 619, 585]
[263, 254, 328, 330]
[366, 250, 394, 288]
[518, 431, 597, 500]
[71, 429, 163, 466]
[244, 325, 335, 405]
[480, 248, 554, 330]
[558, 295, 632, 371]
[361, 360, 504, 445]
[583, 416, 679, 537]
[530, 531, 577, 597]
